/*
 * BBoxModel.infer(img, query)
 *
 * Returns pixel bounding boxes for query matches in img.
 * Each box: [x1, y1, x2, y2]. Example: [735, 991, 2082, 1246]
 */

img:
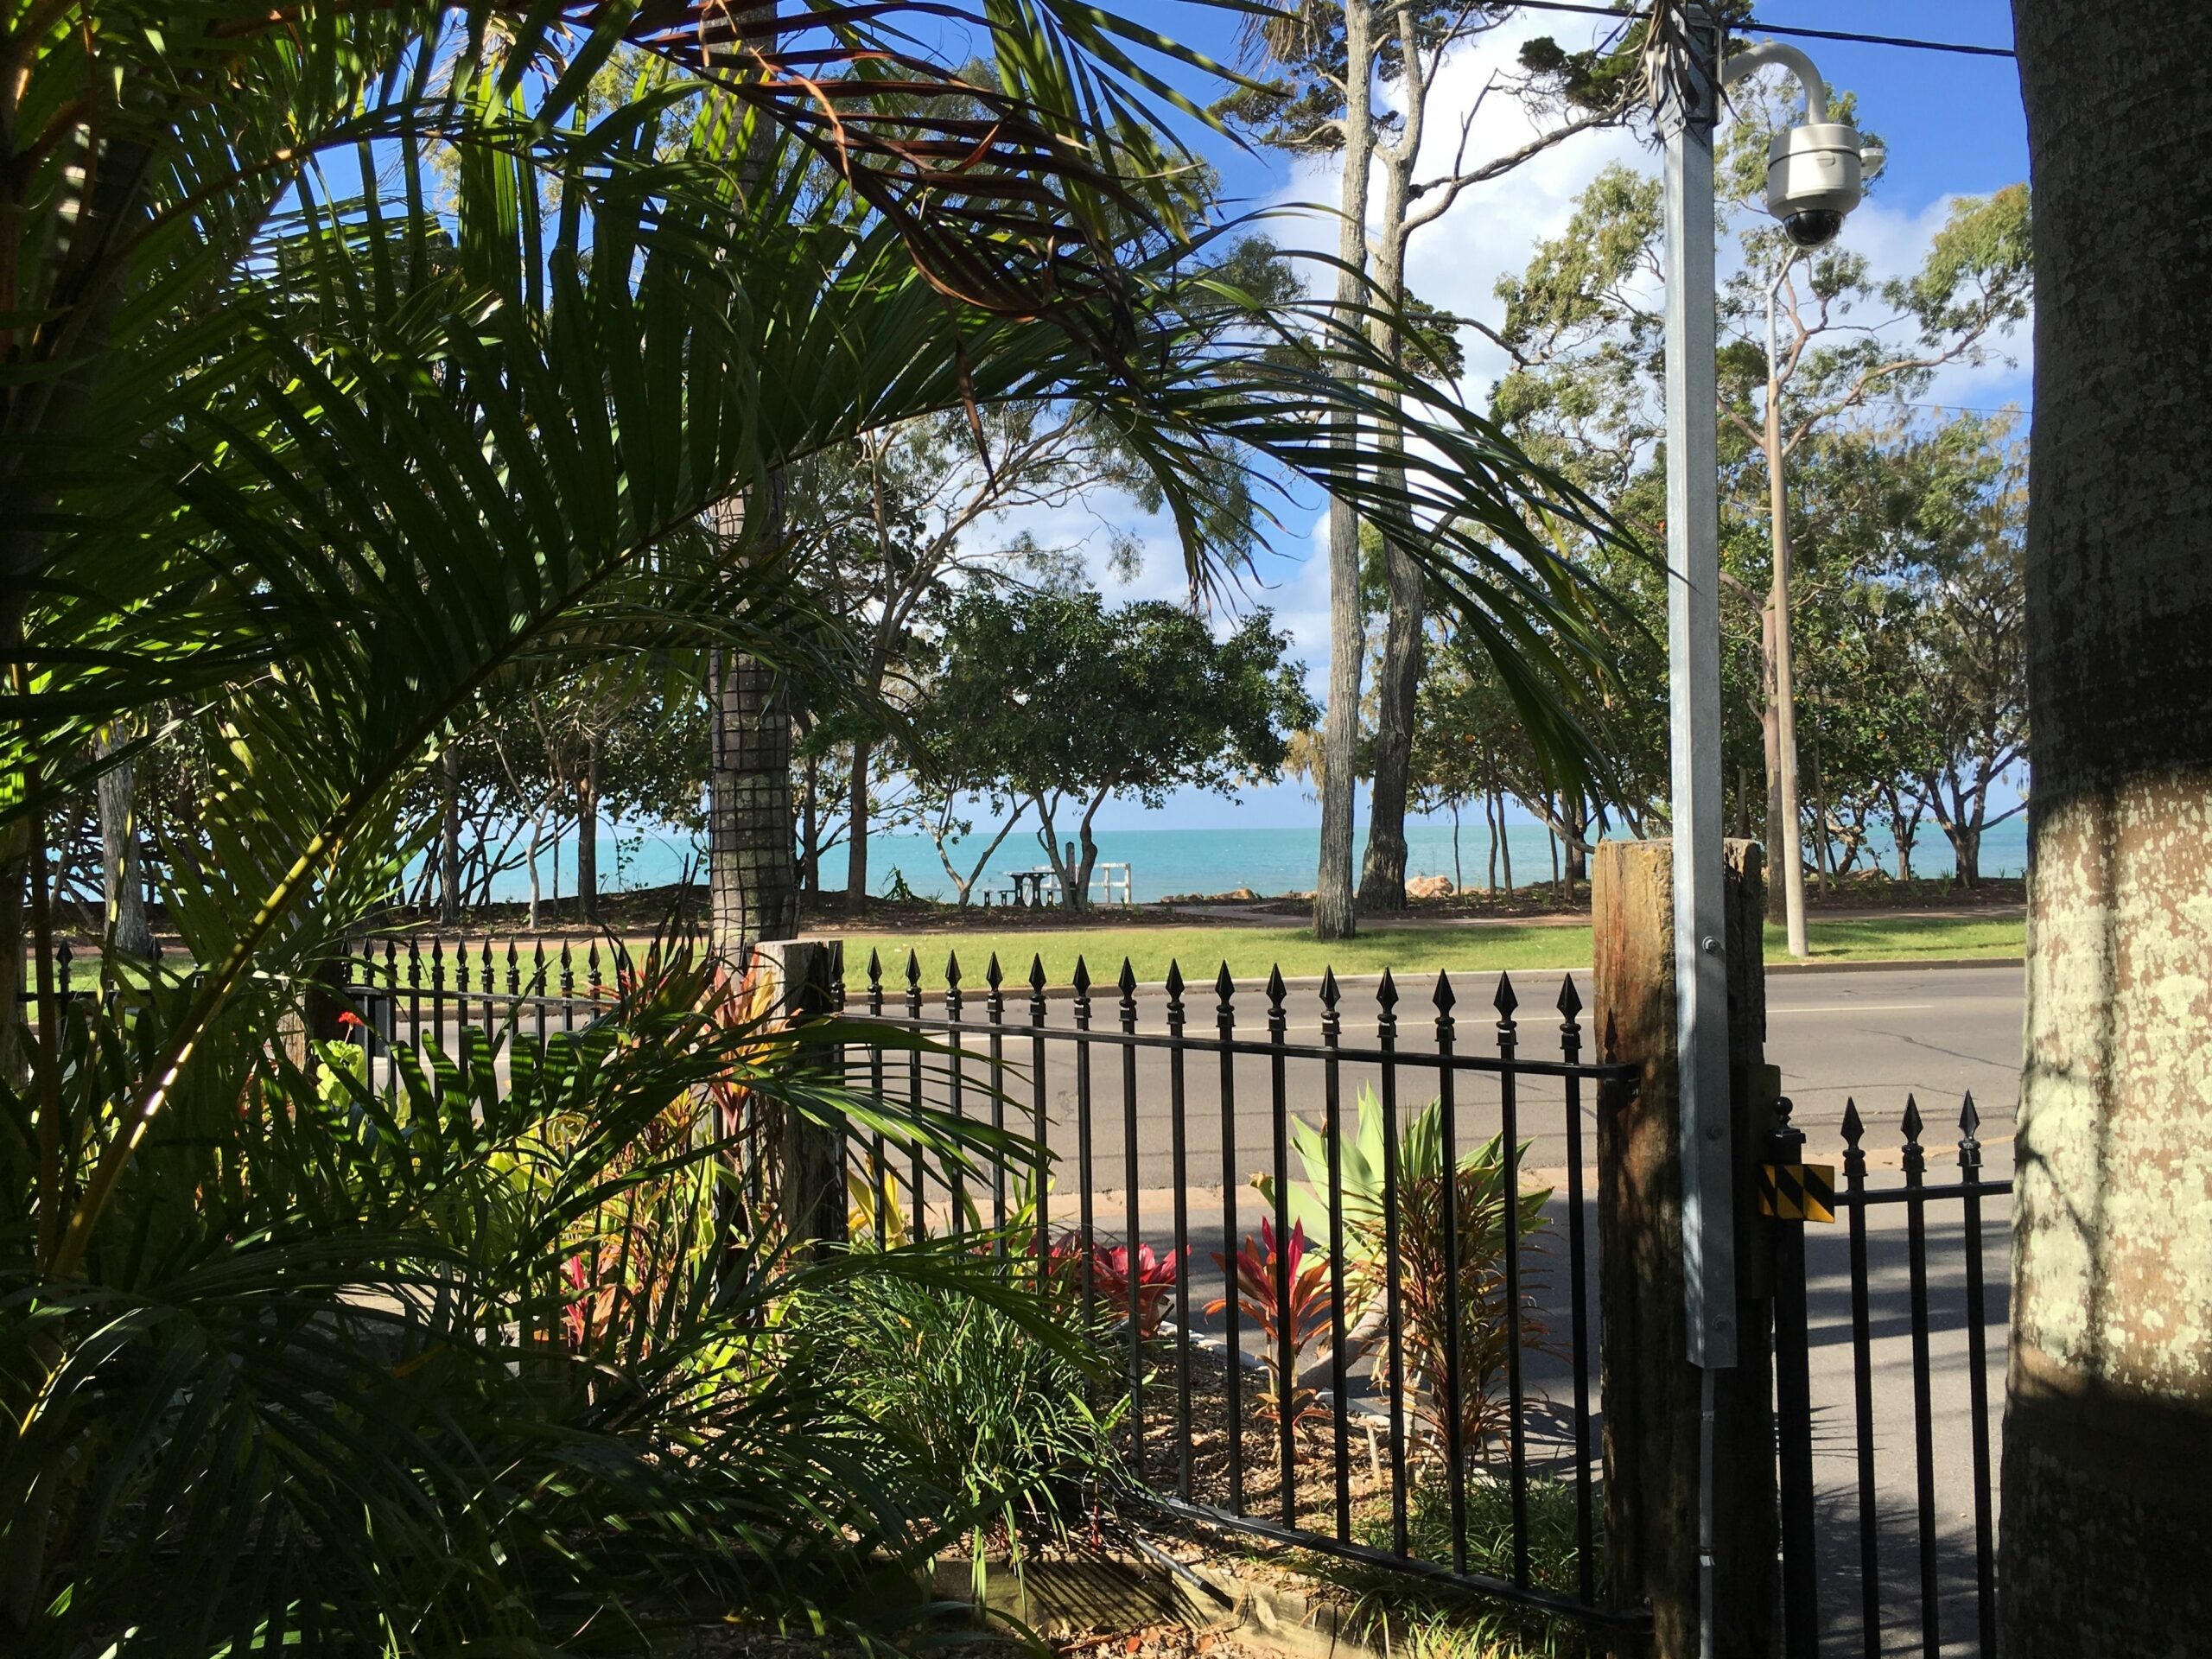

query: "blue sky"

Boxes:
[1014, 3, 2033, 833]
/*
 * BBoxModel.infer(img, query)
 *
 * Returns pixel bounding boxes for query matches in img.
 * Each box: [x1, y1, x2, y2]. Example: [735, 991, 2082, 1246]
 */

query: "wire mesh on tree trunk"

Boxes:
[709, 646, 798, 961]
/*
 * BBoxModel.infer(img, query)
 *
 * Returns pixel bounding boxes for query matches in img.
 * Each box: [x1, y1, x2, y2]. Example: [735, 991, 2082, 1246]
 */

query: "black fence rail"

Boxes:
[309, 936, 1643, 1630]
[341, 934, 614, 1050]
[1770, 1094, 2009, 1659]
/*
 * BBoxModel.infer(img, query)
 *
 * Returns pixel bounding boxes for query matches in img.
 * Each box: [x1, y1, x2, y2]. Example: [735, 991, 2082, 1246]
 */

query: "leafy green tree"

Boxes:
[778, 238, 1283, 918]
[912, 590, 1317, 909]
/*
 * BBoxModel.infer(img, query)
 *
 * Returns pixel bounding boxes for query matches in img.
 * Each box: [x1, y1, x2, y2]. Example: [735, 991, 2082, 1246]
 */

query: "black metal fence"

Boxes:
[316, 935, 1643, 1631]
[836, 950, 1641, 1630]
[1770, 1094, 2009, 1659]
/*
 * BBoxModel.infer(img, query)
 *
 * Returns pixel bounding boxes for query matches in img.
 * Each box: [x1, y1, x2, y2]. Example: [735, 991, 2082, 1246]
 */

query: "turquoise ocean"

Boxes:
[495, 816, 2029, 906]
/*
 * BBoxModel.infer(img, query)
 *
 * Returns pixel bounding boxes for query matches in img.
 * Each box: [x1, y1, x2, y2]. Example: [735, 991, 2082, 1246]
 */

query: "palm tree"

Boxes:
[2001, 2, 2212, 1647]
[2, 4, 1625, 1645]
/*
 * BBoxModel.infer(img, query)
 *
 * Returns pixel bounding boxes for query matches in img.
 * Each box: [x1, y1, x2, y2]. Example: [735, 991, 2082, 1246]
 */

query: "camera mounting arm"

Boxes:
[1721, 40, 1831, 123]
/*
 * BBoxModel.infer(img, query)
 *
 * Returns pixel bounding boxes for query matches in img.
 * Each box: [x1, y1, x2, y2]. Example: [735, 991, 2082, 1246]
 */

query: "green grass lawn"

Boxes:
[34, 914, 2023, 997]
[836, 913, 2025, 988]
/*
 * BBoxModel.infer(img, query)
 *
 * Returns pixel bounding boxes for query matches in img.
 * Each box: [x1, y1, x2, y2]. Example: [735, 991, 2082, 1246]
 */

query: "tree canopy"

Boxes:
[912, 589, 1317, 906]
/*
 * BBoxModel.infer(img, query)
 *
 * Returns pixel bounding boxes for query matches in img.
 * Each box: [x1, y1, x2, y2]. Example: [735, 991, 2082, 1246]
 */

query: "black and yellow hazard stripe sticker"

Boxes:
[1758, 1162, 1836, 1223]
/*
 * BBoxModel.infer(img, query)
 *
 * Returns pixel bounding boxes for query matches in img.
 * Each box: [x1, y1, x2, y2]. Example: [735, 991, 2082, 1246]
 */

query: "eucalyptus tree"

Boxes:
[1225, 0, 1643, 930]
[1494, 149, 2028, 904]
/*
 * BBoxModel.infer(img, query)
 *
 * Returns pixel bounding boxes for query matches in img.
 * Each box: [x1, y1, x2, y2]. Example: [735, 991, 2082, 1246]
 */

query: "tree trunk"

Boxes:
[1889, 789, 1919, 883]
[1035, 810, 1090, 914]
[525, 814, 544, 931]
[702, 20, 795, 967]
[575, 743, 600, 925]
[1357, 542, 1421, 914]
[1761, 599, 1788, 924]
[1805, 713, 1833, 898]
[1312, 0, 1376, 944]
[1356, 0, 1444, 920]
[2002, 4, 2212, 1649]
[846, 737, 870, 919]
[798, 739, 818, 906]
[1485, 785, 1498, 894]
[1499, 789, 1514, 893]
[708, 646, 798, 959]
[439, 747, 463, 926]
[1075, 815, 1103, 910]
[94, 727, 153, 957]
[1950, 817, 1981, 887]
[1765, 272, 1813, 957]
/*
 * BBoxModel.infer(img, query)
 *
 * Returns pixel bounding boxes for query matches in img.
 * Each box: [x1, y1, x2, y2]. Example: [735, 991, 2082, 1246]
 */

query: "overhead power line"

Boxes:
[1502, 1, 2018, 60]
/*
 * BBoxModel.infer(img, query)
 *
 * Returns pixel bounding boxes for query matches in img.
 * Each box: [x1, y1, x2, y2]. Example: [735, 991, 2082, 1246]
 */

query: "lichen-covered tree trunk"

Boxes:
[2001, 3, 2212, 1647]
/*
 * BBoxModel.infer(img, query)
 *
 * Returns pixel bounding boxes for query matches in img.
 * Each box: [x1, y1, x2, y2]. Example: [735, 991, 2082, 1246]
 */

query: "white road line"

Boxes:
[1769, 1003, 1937, 1014]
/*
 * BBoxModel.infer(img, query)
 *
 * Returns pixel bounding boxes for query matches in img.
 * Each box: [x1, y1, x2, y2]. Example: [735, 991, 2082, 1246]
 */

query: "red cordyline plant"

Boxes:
[1210, 1218, 1333, 1433]
[1090, 1242, 1180, 1338]
[1030, 1234, 1180, 1338]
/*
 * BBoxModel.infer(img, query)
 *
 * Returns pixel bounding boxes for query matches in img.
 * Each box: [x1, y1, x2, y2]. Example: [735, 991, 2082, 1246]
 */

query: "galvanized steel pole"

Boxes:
[1659, 3, 1735, 1373]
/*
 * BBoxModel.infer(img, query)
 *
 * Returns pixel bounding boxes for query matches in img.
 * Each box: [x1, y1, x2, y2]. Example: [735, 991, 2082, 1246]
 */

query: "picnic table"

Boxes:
[1001, 867, 1062, 907]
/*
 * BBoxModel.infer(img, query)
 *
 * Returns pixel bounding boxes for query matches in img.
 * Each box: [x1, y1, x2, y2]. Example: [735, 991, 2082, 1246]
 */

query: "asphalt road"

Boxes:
[856, 963, 2024, 1195]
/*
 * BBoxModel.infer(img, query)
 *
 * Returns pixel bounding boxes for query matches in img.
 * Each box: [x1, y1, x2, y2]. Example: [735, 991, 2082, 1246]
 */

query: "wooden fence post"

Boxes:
[1592, 838, 1776, 1656]
[750, 939, 845, 1257]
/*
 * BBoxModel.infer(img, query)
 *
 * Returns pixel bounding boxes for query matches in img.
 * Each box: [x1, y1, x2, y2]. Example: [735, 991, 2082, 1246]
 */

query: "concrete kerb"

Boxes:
[859, 956, 2026, 1003]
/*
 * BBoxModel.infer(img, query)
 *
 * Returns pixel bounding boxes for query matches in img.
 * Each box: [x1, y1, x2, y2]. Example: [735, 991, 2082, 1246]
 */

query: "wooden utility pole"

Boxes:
[1592, 838, 1776, 1656]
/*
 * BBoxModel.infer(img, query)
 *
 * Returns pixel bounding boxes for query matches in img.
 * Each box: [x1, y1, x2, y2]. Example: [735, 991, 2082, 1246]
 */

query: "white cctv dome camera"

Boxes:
[1766, 120, 1864, 248]
[1722, 41, 1868, 249]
